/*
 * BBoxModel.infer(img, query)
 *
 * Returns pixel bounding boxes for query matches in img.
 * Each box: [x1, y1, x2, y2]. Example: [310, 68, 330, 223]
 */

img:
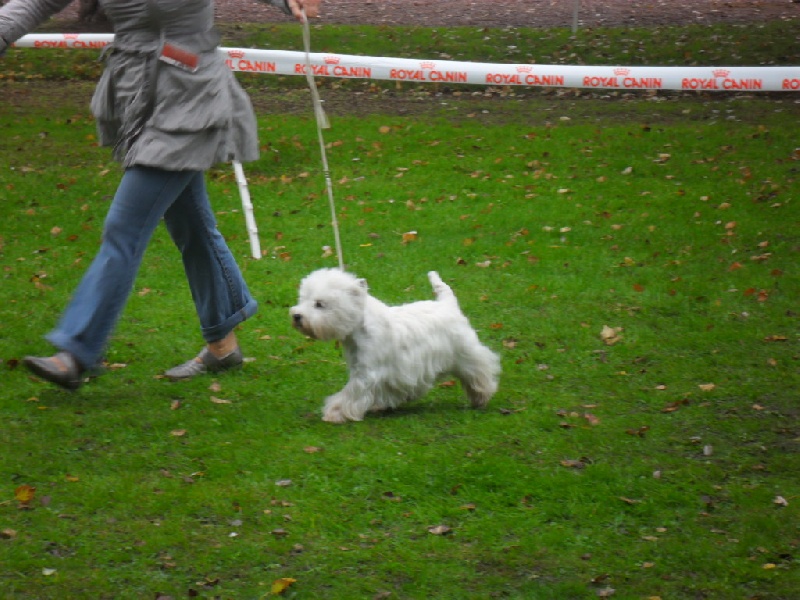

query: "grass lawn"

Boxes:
[1, 19, 799, 600]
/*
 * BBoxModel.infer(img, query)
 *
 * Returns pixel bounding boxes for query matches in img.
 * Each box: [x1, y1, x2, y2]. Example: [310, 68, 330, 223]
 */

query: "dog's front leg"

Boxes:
[322, 376, 375, 423]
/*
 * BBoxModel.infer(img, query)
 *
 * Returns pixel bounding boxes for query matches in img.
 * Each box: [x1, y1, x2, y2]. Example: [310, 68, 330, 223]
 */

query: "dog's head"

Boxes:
[290, 268, 368, 340]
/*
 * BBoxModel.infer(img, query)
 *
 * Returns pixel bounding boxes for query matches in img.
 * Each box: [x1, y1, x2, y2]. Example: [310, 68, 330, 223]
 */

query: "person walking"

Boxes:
[0, 0, 321, 390]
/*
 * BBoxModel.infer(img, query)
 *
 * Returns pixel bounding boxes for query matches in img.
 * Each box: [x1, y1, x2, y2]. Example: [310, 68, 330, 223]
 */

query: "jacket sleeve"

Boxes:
[0, 0, 73, 49]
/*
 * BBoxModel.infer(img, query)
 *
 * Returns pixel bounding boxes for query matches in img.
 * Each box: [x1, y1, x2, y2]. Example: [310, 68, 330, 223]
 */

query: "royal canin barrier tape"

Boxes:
[13, 33, 800, 92]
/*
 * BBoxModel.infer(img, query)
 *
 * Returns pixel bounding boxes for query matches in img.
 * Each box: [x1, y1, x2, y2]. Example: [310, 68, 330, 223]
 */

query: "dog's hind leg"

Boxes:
[455, 344, 501, 408]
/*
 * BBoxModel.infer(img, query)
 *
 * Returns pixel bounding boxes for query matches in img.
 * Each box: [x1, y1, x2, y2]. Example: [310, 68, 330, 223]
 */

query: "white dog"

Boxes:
[290, 268, 501, 423]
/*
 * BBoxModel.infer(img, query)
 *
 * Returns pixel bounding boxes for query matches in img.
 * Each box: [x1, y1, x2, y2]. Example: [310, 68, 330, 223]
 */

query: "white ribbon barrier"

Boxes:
[13, 33, 800, 92]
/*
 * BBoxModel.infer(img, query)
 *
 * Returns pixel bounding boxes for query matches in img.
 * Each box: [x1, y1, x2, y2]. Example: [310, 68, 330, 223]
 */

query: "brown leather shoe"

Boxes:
[23, 351, 84, 391]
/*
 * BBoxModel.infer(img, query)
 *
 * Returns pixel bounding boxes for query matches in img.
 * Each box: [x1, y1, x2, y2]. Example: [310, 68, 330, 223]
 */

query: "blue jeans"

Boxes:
[47, 166, 257, 369]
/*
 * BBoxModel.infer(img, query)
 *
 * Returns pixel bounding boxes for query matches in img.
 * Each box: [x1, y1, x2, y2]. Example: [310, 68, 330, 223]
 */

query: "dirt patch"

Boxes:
[49, 0, 800, 30]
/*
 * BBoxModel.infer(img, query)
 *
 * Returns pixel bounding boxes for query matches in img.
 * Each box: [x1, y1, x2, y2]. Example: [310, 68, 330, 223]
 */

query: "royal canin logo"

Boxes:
[228, 50, 245, 59]
[64, 33, 79, 40]
[323, 55, 340, 65]
[516, 65, 533, 73]
[713, 69, 730, 78]
[420, 61, 436, 70]
[614, 68, 630, 76]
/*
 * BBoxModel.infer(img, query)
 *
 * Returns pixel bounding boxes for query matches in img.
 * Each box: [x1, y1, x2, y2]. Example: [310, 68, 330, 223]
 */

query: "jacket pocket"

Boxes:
[149, 58, 230, 132]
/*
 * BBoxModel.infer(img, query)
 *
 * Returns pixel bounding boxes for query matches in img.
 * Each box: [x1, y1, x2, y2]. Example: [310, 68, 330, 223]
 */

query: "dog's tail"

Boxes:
[428, 271, 457, 304]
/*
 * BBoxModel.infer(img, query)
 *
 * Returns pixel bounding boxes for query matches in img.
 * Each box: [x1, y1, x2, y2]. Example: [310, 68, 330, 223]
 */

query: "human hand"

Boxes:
[287, 0, 321, 20]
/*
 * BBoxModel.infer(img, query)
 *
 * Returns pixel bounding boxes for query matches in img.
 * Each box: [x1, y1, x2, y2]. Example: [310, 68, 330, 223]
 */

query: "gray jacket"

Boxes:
[0, 0, 292, 170]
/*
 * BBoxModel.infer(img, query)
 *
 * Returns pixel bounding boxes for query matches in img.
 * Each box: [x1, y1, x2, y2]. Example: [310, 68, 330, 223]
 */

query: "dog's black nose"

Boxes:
[293, 313, 303, 324]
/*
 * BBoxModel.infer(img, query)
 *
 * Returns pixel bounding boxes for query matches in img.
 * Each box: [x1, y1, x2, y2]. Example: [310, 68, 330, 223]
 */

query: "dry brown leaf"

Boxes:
[626, 426, 650, 438]
[661, 399, 689, 413]
[600, 325, 623, 346]
[427, 525, 452, 535]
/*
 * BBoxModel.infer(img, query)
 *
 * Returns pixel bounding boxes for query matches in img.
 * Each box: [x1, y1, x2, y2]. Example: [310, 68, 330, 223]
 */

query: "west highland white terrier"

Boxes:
[290, 268, 501, 423]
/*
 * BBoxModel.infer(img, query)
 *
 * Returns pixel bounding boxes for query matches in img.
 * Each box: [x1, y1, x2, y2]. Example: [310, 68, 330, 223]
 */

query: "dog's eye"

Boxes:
[314, 300, 325, 309]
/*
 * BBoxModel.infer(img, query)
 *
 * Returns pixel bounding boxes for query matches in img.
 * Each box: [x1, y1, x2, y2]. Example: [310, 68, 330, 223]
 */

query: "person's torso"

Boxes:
[100, 0, 215, 35]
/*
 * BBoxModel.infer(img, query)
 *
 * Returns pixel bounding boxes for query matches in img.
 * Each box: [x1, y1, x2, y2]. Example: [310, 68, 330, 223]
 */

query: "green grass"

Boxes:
[1, 19, 800, 600]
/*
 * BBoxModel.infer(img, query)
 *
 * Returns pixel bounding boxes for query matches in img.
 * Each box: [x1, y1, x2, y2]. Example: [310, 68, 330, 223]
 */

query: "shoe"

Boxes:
[164, 346, 244, 381]
[24, 351, 84, 391]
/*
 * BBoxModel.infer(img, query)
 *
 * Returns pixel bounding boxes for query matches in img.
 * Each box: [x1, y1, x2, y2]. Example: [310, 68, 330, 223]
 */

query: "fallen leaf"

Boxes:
[600, 325, 623, 346]
[210, 396, 232, 405]
[271, 577, 297, 595]
[661, 399, 689, 413]
[14, 485, 35, 505]
[170, 430, 187, 437]
[774, 496, 789, 507]
[427, 525, 452, 535]
[698, 383, 716, 392]
[1, 529, 17, 539]
[626, 426, 650, 438]
[303, 446, 322, 454]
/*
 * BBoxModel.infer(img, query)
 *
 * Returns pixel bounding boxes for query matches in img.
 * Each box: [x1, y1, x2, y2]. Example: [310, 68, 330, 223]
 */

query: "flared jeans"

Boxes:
[47, 166, 257, 369]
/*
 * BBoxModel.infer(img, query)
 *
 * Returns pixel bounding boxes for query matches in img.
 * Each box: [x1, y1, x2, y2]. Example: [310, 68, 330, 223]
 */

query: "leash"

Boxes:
[301, 9, 345, 271]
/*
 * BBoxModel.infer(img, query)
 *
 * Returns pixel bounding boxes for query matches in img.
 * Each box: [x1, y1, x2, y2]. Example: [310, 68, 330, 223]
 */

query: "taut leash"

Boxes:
[301, 9, 345, 271]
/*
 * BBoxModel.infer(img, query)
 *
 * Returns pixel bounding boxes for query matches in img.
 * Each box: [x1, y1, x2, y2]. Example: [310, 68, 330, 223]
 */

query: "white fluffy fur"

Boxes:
[290, 268, 501, 423]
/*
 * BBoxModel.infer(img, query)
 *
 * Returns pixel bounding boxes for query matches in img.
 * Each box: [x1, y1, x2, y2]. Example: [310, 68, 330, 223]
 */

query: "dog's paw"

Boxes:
[322, 402, 357, 424]
[322, 411, 348, 424]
